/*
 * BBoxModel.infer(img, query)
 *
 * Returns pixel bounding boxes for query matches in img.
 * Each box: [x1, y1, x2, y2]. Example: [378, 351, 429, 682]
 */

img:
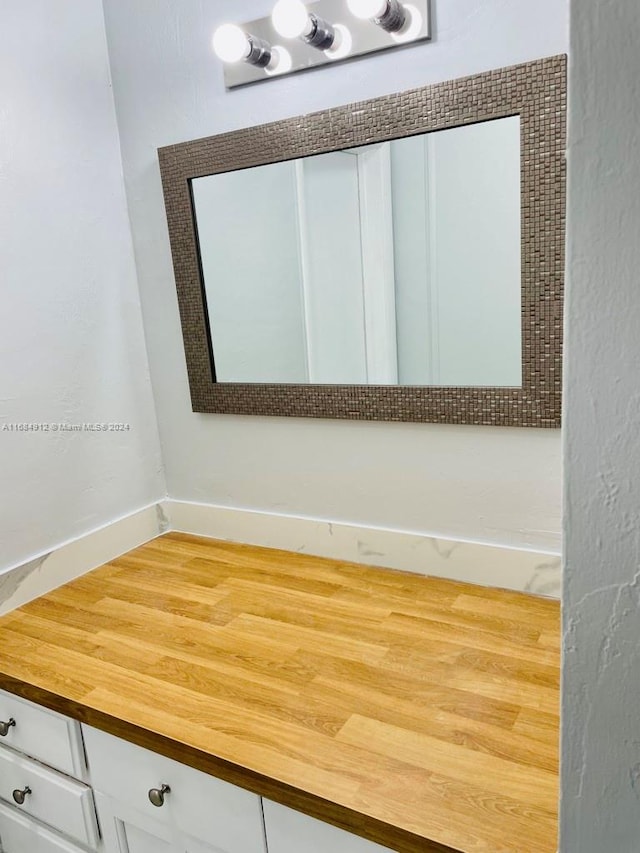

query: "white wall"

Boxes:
[193, 164, 308, 383]
[101, 0, 567, 554]
[0, 0, 165, 571]
[562, 1, 640, 850]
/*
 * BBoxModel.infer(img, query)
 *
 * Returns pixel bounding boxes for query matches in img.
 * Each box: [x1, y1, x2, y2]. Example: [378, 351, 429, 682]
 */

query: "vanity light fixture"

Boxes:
[214, 0, 430, 88]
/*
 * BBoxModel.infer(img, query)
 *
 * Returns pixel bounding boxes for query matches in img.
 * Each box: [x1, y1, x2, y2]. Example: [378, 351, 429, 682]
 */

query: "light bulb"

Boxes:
[325, 24, 353, 60]
[212, 24, 251, 63]
[265, 46, 293, 76]
[390, 4, 422, 41]
[347, 0, 388, 19]
[348, 0, 407, 33]
[272, 0, 313, 39]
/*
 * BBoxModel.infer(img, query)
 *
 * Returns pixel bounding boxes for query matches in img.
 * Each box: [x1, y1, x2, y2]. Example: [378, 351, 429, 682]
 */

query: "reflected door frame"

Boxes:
[294, 144, 399, 385]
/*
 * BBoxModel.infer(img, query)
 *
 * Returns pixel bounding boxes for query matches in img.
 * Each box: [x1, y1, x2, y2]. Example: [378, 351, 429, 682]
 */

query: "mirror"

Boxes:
[192, 117, 522, 387]
[159, 55, 565, 426]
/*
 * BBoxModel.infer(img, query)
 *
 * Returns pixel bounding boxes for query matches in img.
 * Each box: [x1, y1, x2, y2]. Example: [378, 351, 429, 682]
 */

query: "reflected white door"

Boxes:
[295, 147, 398, 384]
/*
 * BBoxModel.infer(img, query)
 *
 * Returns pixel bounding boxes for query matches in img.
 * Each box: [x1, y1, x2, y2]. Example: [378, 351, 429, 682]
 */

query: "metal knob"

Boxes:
[148, 783, 170, 807]
[0, 718, 16, 737]
[12, 786, 31, 805]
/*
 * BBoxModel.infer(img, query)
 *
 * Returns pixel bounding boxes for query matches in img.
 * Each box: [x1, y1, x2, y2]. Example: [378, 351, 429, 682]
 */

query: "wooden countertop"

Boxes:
[0, 534, 560, 853]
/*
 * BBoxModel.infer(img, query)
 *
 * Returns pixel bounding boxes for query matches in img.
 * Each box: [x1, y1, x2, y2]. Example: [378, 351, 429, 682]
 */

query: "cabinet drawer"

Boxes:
[0, 800, 89, 853]
[83, 725, 265, 853]
[263, 800, 395, 853]
[0, 688, 86, 778]
[0, 748, 99, 848]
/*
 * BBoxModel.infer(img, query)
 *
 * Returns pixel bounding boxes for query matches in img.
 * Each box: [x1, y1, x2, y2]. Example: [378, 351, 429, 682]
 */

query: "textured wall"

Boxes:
[101, 0, 567, 553]
[561, 0, 640, 850]
[0, 0, 165, 571]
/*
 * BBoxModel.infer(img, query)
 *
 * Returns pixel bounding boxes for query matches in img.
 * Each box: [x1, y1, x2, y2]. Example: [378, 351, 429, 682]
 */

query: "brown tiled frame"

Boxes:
[158, 55, 566, 427]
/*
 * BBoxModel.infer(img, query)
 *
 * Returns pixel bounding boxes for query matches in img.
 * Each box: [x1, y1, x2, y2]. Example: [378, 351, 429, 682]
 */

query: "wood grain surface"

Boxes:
[0, 534, 560, 853]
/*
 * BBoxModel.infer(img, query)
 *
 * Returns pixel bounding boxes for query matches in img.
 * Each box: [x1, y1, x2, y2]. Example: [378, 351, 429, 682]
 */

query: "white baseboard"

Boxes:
[165, 500, 561, 598]
[0, 502, 168, 615]
[0, 499, 561, 614]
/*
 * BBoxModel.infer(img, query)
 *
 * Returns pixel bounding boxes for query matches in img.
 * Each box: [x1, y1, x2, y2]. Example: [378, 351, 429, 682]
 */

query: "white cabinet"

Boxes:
[262, 800, 396, 853]
[83, 725, 267, 853]
[0, 690, 402, 853]
[0, 690, 97, 853]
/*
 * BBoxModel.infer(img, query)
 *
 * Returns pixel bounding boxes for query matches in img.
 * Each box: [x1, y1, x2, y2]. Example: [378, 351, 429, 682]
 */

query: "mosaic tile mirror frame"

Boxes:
[158, 55, 566, 427]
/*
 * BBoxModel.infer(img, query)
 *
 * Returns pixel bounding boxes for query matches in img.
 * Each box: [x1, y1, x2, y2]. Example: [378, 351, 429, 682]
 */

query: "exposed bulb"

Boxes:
[325, 24, 353, 60]
[346, 0, 388, 19]
[272, 0, 313, 39]
[212, 24, 251, 63]
[390, 3, 422, 41]
[265, 46, 294, 76]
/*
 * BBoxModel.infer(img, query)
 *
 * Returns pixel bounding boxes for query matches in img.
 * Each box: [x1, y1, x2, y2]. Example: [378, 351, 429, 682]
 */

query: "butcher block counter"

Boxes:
[0, 533, 560, 853]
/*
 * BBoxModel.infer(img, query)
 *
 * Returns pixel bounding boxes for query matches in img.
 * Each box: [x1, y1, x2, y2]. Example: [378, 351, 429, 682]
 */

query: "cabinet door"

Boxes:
[83, 725, 265, 853]
[262, 800, 396, 853]
[95, 792, 231, 853]
[0, 800, 88, 853]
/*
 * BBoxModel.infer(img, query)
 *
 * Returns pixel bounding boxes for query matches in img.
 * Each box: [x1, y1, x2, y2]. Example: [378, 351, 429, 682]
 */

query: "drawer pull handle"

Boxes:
[12, 786, 32, 805]
[0, 718, 16, 737]
[148, 784, 171, 807]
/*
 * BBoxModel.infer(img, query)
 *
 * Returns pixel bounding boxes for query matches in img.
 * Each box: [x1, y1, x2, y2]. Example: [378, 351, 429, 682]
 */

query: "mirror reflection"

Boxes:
[192, 116, 522, 387]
